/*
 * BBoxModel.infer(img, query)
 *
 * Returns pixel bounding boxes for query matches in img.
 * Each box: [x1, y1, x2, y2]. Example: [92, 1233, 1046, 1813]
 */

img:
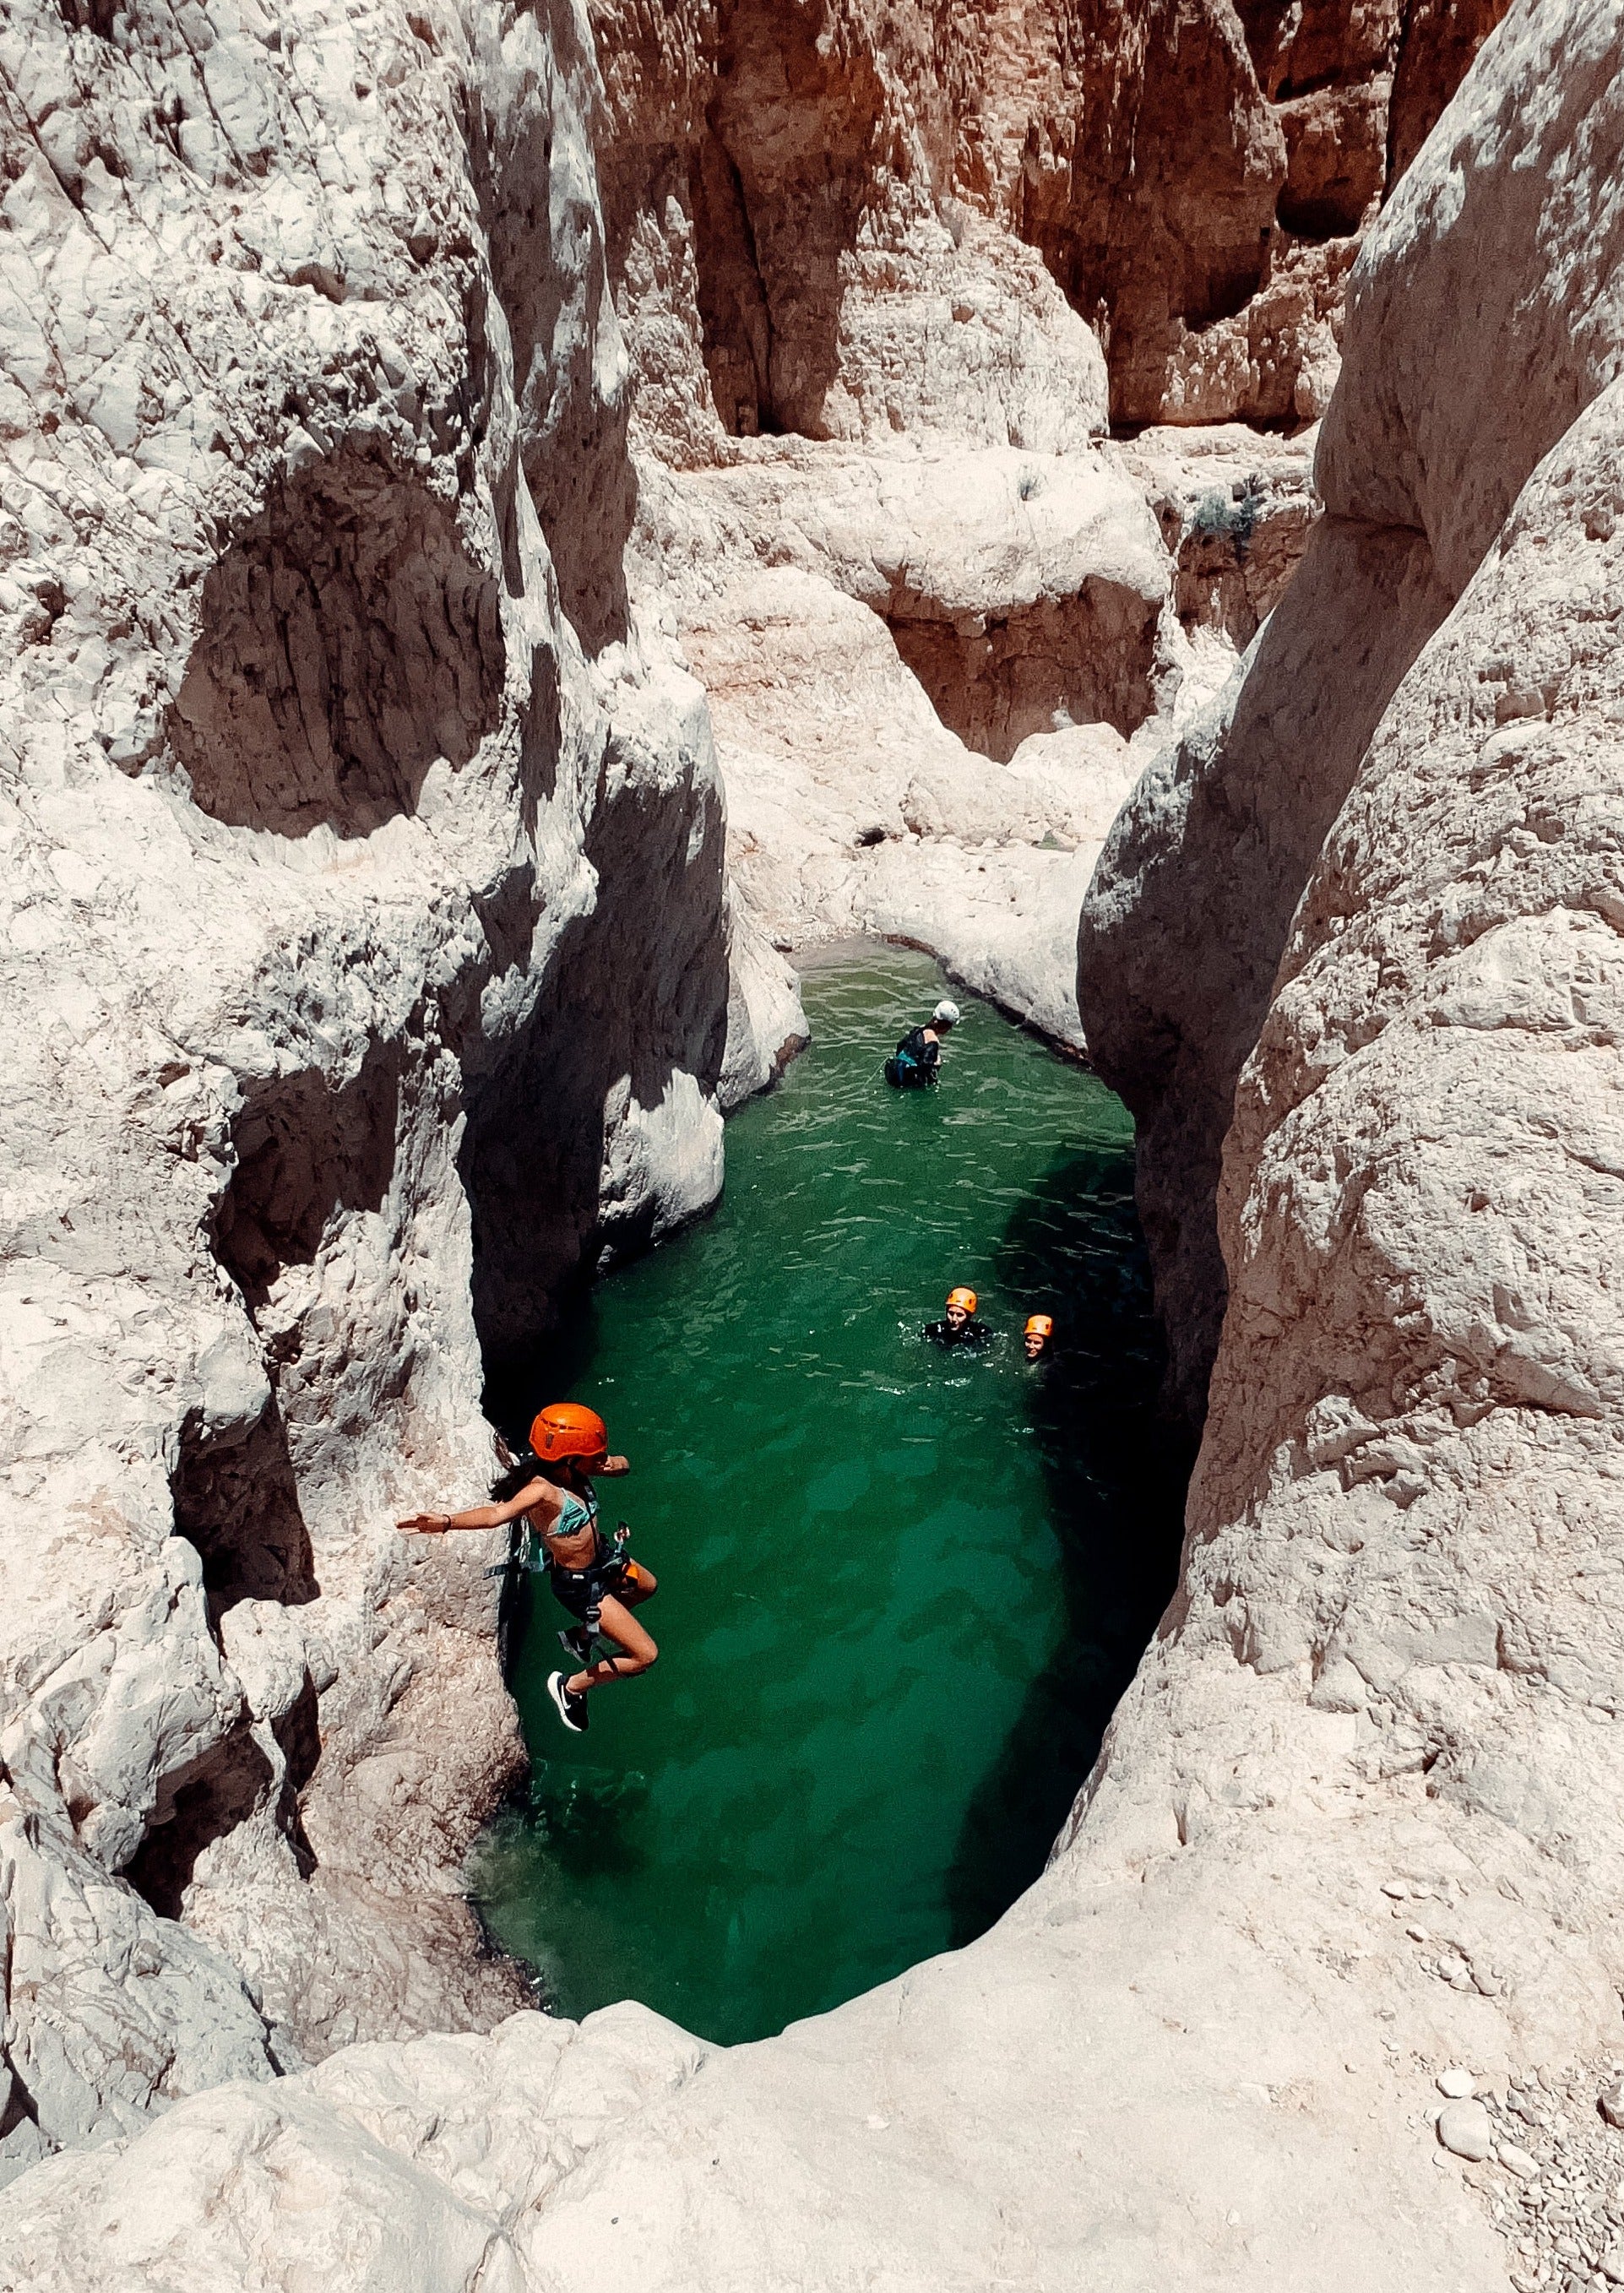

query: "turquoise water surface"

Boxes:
[470, 947, 1188, 2044]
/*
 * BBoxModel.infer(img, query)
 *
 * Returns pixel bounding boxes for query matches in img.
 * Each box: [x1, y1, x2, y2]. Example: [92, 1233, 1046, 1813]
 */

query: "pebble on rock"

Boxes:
[1437, 2100, 1493, 2161]
[1437, 2067, 1477, 2099]
[1600, 2084, 1624, 2130]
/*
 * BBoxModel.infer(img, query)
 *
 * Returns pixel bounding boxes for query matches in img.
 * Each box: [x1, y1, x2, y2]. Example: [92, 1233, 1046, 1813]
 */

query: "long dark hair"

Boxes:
[492, 1437, 595, 1503]
[490, 1439, 540, 1503]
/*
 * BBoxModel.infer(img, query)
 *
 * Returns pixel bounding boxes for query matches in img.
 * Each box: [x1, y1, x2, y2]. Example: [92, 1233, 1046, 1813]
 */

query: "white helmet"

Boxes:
[932, 1000, 960, 1027]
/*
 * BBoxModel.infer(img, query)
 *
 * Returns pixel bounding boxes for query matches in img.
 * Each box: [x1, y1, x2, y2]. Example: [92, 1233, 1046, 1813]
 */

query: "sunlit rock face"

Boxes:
[0, 0, 1574, 2277]
[593, 0, 1147, 1048]
[587, 0, 1501, 1051]
[0, 0, 800, 2178]
[594, 0, 1511, 449]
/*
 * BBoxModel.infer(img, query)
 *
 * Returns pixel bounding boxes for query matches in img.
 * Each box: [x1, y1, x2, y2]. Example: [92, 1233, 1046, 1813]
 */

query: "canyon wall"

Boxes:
[0, 0, 1589, 2284]
[584, 0, 1504, 1049]
[596, 0, 1511, 443]
[1081, 0, 1577, 1435]
[0, 0, 799, 2183]
[7, 3, 1622, 2290]
[596, 0, 1165, 1046]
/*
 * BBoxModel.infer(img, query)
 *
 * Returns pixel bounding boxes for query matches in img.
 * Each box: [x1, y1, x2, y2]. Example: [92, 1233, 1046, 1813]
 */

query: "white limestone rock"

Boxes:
[0, 2003, 705, 2285]
[14, 3, 1624, 2290]
[0, 0, 760, 2172]
[1438, 2101, 1493, 2162]
[649, 453, 1166, 1047]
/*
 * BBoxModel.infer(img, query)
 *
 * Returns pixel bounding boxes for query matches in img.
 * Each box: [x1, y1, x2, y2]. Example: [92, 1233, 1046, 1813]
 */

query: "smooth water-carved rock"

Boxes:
[593, 0, 1385, 1043]
[0, 0, 800, 2176]
[1082, 0, 1624, 1432]
[2, 0, 1607, 2284]
[1079, 514, 1453, 1424]
[656, 444, 1168, 1046]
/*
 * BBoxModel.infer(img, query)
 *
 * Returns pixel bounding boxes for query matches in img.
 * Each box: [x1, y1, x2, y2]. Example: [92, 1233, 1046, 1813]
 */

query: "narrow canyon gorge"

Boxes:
[3, 0, 1621, 2285]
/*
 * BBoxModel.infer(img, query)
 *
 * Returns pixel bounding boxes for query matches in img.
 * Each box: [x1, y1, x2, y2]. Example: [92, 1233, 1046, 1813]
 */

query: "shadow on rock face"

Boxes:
[697, 0, 884, 439]
[171, 1398, 319, 1615]
[55, 0, 118, 32]
[466, 0, 636, 655]
[122, 1678, 322, 1918]
[178, 1040, 413, 1614]
[1077, 515, 1453, 1435]
[166, 439, 505, 836]
[944, 1144, 1193, 1947]
[885, 579, 1163, 760]
[215, 1046, 404, 1320]
[1017, 0, 1279, 426]
[459, 721, 731, 1376]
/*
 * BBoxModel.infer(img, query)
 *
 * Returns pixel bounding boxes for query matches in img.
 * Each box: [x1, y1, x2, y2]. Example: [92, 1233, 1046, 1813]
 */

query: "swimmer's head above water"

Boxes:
[932, 1000, 959, 1030]
[946, 1285, 977, 1331]
[926, 1285, 988, 1350]
[1024, 1313, 1055, 1361]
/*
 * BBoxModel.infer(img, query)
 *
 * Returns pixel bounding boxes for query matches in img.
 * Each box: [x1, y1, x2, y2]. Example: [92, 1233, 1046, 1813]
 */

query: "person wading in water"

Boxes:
[885, 998, 959, 1087]
[396, 1402, 657, 1735]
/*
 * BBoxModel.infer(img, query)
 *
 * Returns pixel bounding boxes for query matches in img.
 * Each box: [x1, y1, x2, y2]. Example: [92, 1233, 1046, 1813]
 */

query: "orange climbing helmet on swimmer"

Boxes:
[947, 1286, 978, 1314]
[530, 1401, 609, 1461]
[1024, 1314, 1054, 1339]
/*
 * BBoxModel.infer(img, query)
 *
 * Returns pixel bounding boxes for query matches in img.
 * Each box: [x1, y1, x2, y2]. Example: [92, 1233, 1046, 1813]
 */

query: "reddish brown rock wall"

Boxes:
[593, 0, 1513, 440]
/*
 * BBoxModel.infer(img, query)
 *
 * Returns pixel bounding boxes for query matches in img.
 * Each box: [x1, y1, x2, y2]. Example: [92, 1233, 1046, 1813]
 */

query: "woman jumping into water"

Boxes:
[396, 1402, 657, 1735]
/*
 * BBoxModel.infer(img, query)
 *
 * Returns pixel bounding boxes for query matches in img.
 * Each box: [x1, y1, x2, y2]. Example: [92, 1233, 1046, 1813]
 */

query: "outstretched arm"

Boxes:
[397, 1477, 555, 1536]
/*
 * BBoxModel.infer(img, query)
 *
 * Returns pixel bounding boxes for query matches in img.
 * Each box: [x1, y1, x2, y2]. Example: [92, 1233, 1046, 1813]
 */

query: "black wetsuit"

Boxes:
[886, 1025, 941, 1088]
[924, 1317, 989, 1350]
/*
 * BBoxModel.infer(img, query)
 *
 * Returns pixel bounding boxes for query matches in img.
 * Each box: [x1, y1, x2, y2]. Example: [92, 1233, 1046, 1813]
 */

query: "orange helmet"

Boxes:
[530, 1402, 608, 1462]
[1025, 1314, 1054, 1339]
[947, 1286, 977, 1314]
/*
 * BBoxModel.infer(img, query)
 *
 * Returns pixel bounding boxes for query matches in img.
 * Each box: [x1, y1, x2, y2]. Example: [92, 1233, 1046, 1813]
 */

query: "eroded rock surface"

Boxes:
[596, 0, 1509, 442]
[4, 4, 1622, 2289]
[640, 438, 1170, 1046]
[1082, 0, 1622, 1427]
[595, 0, 1334, 1045]
[1, 0, 1611, 2284]
[588, 0, 1496, 1047]
[0, 0, 795, 2184]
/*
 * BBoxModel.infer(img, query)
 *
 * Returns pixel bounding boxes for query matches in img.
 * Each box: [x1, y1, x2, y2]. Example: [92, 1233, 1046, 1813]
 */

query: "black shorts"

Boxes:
[548, 1559, 634, 1621]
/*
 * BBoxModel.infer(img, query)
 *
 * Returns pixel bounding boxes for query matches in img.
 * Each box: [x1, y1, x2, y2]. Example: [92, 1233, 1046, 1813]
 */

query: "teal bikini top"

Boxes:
[519, 1481, 599, 1574]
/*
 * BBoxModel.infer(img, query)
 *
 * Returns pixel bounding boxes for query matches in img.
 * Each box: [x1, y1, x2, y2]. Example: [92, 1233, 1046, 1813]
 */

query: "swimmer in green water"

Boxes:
[886, 999, 959, 1088]
[396, 1401, 656, 1736]
[1023, 1313, 1055, 1362]
[924, 1285, 990, 1349]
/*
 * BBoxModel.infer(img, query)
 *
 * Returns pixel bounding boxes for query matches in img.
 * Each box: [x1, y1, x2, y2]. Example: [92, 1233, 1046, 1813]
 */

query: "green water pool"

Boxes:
[470, 946, 1189, 2045]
